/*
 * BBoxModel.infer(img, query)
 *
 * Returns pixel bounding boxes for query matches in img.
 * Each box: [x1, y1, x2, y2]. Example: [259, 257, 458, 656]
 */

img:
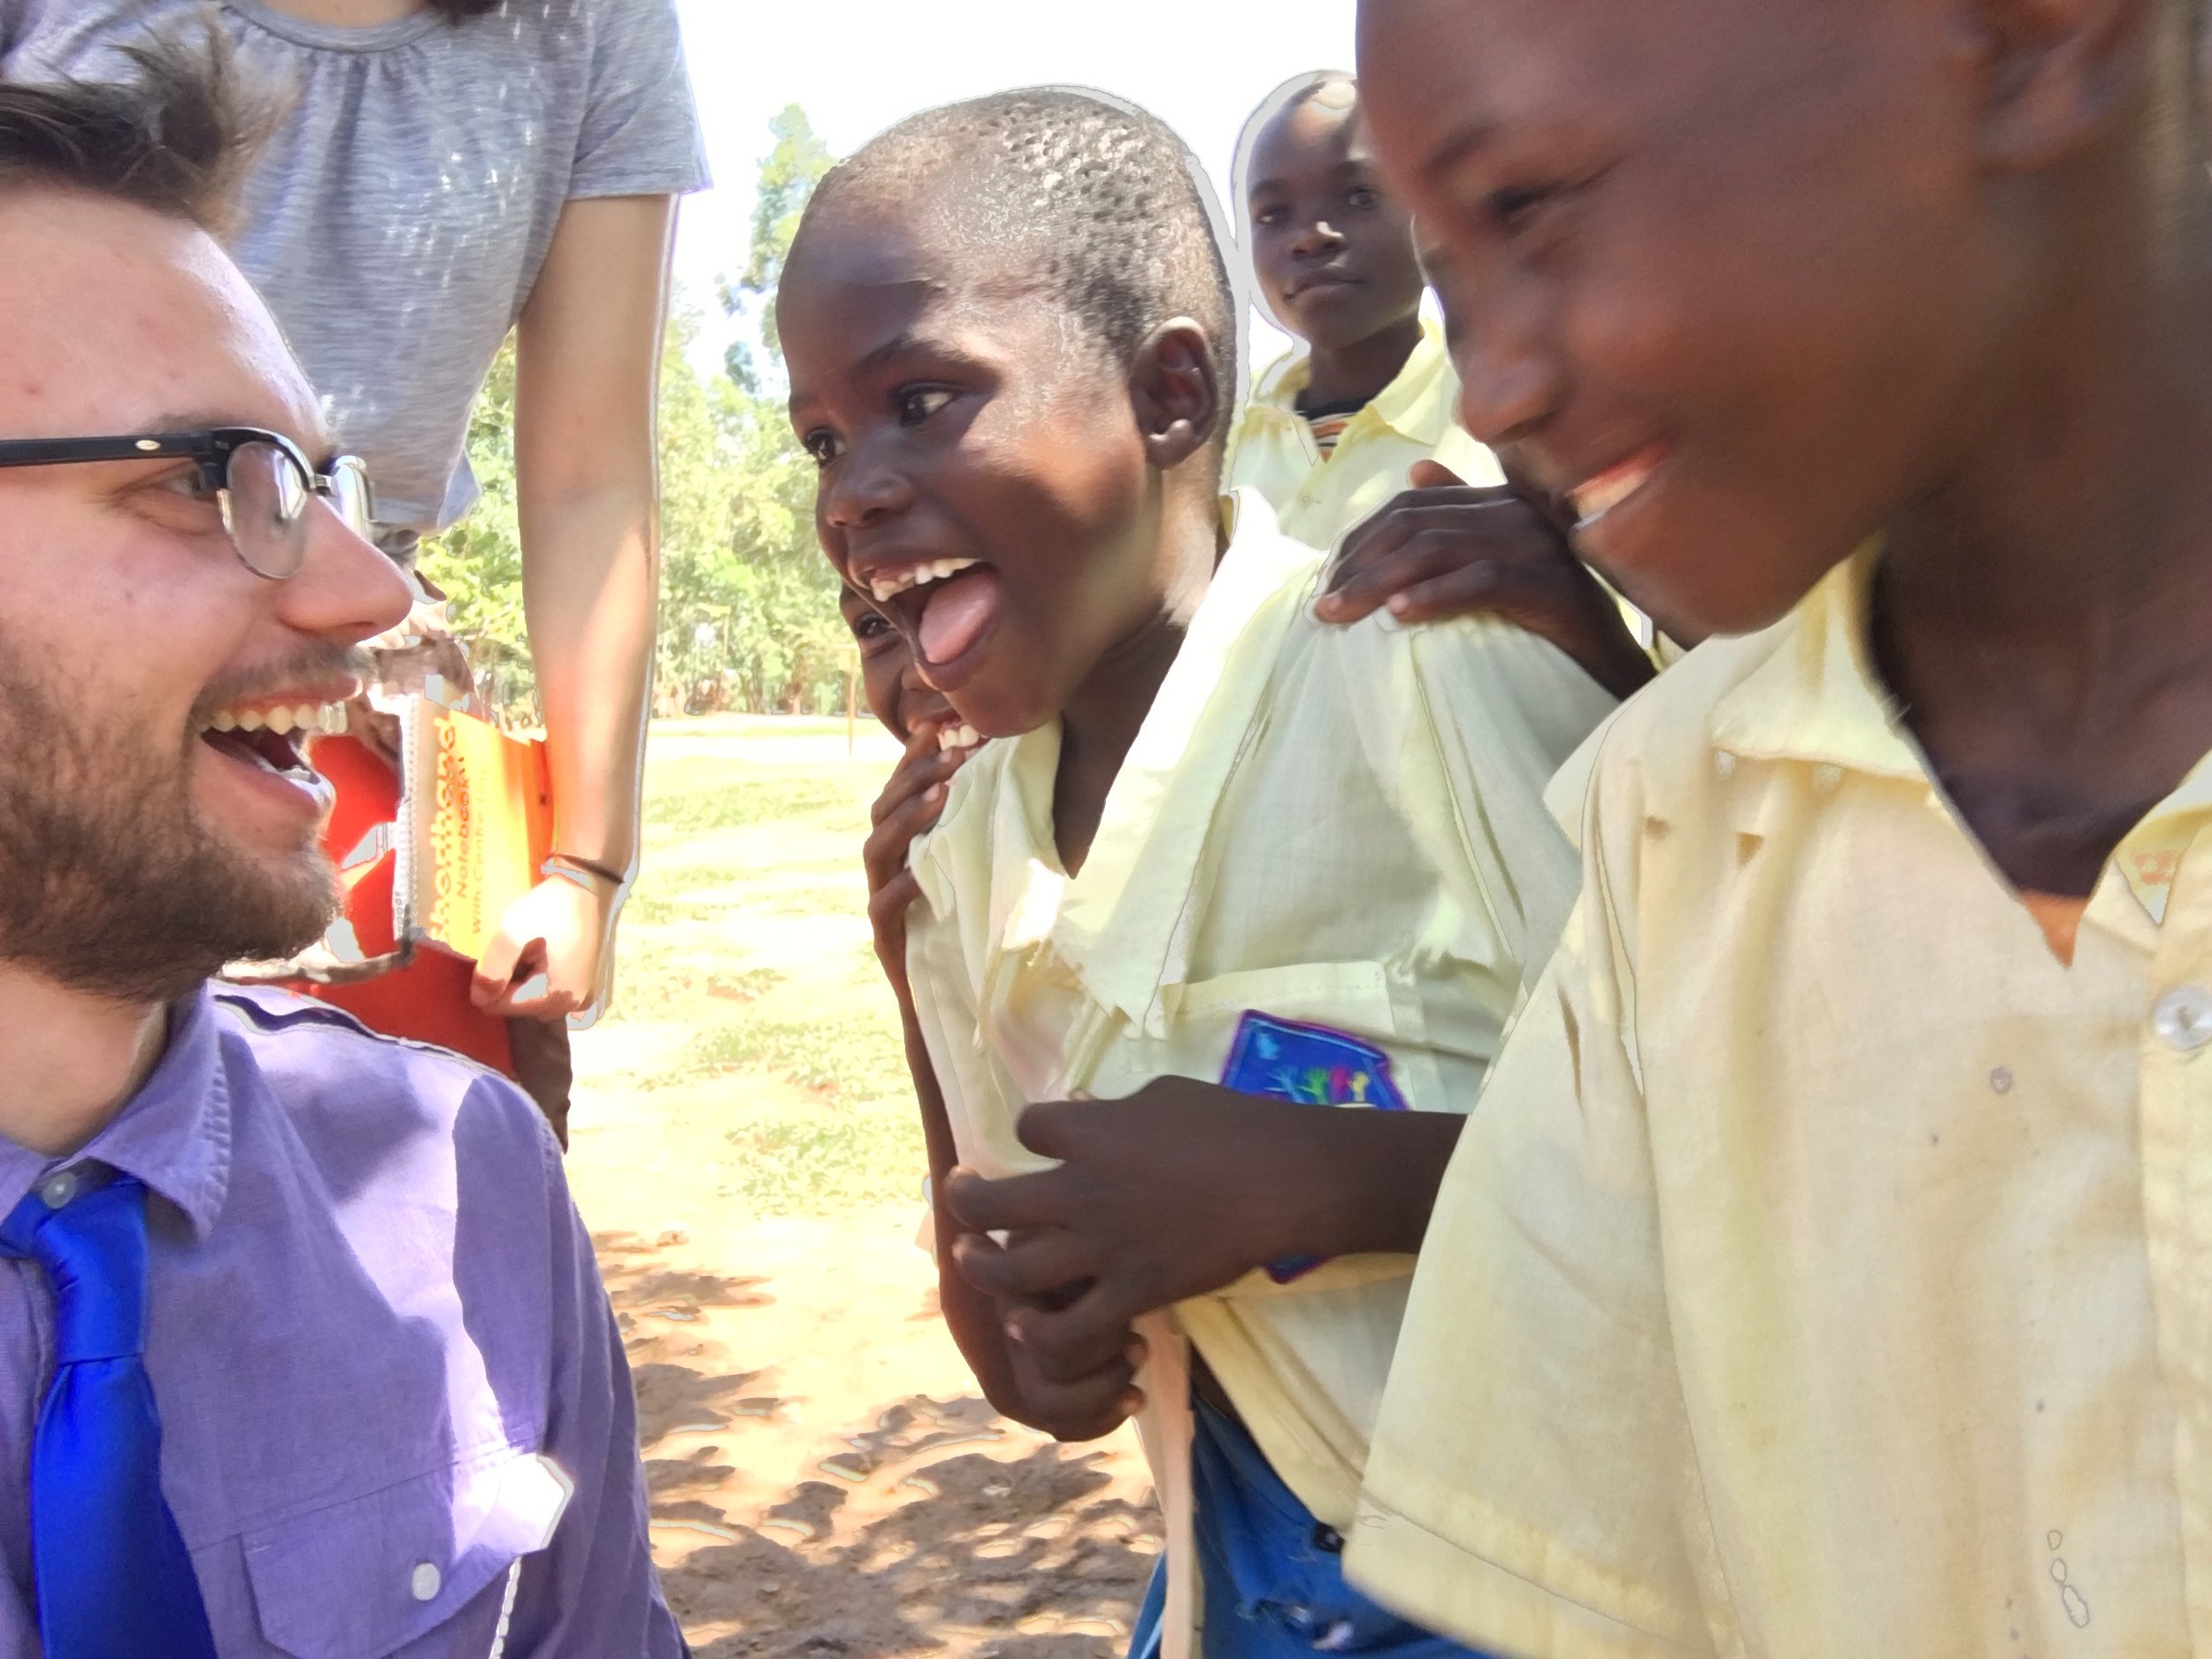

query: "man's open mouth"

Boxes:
[196, 700, 350, 779]
[865, 557, 1005, 670]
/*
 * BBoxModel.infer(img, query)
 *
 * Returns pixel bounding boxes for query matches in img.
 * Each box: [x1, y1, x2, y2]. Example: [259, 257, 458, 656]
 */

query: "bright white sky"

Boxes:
[668, 0, 1358, 380]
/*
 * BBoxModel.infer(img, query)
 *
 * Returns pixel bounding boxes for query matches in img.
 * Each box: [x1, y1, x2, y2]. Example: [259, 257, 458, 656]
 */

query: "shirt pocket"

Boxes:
[1109, 961, 1409, 1102]
[242, 1440, 567, 1659]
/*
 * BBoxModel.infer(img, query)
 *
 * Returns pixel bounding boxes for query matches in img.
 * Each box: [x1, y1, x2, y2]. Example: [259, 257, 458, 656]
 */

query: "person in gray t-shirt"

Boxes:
[4, 0, 709, 1105]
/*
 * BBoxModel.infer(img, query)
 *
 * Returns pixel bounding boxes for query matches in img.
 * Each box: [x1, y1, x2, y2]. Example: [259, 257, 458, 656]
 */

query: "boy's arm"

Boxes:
[874, 751, 1145, 1444]
[945, 1082, 1465, 1384]
[903, 993, 1143, 1441]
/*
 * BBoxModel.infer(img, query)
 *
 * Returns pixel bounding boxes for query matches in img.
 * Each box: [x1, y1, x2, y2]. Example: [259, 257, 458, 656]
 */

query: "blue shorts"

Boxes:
[1125, 1396, 1496, 1659]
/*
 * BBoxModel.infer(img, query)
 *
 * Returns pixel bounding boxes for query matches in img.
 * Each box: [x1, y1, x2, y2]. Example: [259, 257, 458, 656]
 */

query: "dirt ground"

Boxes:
[563, 718, 1159, 1659]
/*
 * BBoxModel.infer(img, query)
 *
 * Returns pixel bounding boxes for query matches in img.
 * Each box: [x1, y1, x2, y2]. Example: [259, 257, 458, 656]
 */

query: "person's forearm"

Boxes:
[901, 992, 1027, 1409]
[1240, 1100, 1468, 1263]
[518, 485, 659, 873]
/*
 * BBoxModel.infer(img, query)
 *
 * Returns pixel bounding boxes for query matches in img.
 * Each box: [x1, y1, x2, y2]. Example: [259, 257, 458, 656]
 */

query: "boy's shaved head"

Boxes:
[810, 88, 1240, 439]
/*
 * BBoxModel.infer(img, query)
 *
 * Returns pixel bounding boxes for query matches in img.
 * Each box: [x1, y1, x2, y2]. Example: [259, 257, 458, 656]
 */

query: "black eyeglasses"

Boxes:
[0, 427, 375, 580]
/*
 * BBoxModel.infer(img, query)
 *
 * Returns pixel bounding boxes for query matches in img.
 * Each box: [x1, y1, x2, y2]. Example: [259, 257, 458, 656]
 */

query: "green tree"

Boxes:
[718, 103, 833, 391]
[424, 105, 849, 720]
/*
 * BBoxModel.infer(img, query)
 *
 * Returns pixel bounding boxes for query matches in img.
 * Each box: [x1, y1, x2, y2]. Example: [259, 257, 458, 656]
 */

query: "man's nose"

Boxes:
[273, 500, 413, 647]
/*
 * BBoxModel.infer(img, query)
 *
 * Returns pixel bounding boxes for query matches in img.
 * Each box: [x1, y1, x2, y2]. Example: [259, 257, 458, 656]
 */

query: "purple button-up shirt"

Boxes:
[0, 986, 683, 1656]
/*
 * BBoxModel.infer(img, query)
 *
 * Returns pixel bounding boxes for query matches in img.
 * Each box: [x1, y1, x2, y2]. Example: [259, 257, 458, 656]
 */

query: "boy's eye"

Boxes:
[802, 429, 843, 466]
[1346, 186, 1382, 211]
[1252, 204, 1288, 229]
[849, 609, 892, 642]
[895, 388, 956, 426]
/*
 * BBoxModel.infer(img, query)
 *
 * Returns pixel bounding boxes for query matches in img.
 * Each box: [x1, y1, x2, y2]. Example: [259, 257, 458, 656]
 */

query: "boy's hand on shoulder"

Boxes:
[1317, 459, 1657, 701]
[942, 1081, 1312, 1386]
[864, 719, 972, 990]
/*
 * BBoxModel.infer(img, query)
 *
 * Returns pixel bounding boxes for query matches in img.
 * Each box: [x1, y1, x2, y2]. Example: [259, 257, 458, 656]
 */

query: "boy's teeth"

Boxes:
[1572, 460, 1656, 526]
[210, 710, 238, 733]
[868, 557, 979, 603]
[235, 709, 265, 733]
[265, 706, 295, 735]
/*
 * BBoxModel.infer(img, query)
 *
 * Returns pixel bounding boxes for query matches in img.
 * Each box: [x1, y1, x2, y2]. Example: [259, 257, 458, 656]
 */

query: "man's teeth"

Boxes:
[204, 703, 350, 739]
[870, 557, 979, 603]
[1572, 465, 1654, 526]
[936, 725, 982, 752]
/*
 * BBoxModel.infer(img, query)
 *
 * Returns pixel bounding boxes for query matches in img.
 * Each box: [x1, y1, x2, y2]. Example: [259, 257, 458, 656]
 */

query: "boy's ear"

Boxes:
[1959, 0, 2154, 169]
[1129, 319, 1222, 471]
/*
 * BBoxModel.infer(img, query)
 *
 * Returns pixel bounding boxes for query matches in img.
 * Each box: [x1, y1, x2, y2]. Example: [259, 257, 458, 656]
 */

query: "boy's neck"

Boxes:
[1050, 501, 1225, 876]
[1876, 179, 2212, 893]
[1299, 314, 1424, 413]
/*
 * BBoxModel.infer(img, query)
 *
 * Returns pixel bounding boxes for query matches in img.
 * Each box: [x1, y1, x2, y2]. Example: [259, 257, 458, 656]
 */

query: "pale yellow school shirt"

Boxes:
[905, 492, 1616, 1659]
[1225, 319, 1502, 554]
[1348, 547, 2212, 1659]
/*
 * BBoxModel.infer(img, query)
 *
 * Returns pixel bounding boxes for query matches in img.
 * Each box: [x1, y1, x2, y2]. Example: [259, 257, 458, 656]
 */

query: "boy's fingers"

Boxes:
[1408, 458, 1465, 490]
[863, 787, 947, 887]
[1324, 494, 1521, 601]
[941, 1164, 1066, 1233]
[1011, 1096, 1094, 1161]
[872, 749, 957, 826]
[867, 870, 922, 933]
[1013, 1356, 1141, 1442]
[952, 1226, 1094, 1300]
[1007, 1294, 1139, 1382]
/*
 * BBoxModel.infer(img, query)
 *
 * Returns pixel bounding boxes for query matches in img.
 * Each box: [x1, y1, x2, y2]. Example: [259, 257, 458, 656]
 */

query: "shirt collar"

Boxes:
[1245, 319, 1461, 450]
[1048, 491, 1322, 1025]
[0, 984, 233, 1240]
[1709, 544, 1928, 784]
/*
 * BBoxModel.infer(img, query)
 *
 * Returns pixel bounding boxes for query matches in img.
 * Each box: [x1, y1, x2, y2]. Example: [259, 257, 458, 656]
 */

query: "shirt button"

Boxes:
[1812, 764, 1843, 794]
[1713, 750, 1738, 779]
[2152, 987, 2212, 1052]
[36, 1171, 79, 1210]
[410, 1562, 441, 1602]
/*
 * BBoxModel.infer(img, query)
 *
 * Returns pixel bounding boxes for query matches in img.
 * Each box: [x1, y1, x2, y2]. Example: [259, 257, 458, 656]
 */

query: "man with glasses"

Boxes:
[0, 44, 682, 1656]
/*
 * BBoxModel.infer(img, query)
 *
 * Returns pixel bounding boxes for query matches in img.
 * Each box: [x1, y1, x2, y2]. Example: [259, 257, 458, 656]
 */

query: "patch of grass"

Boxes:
[607, 958, 783, 1025]
[721, 1108, 926, 1216]
[642, 764, 858, 837]
[664, 1004, 913, 1106]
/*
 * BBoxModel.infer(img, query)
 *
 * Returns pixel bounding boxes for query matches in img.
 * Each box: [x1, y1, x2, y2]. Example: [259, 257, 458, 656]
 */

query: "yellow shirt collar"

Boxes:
[1245, 319, 1461, 451]
[1709, 545, 1925, 784]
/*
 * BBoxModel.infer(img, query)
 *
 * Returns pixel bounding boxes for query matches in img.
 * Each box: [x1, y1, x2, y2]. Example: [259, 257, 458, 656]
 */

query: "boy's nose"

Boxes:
[1294, 219, 1348, 260]
[822, 446, 916, 532]
[1449, 291, 1565, 448]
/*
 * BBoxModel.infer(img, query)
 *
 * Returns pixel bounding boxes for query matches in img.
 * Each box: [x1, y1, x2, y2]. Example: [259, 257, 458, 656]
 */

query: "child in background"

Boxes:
[1226, 72, 1490, 548]
[780, 88, 1619, 1659]
[1345, 1, 2212, 1655]
[1235, 70, 1660, 695]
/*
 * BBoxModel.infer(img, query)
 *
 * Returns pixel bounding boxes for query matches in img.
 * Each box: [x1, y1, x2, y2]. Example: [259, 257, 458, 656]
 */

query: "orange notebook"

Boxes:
[400, 702, 556, 962]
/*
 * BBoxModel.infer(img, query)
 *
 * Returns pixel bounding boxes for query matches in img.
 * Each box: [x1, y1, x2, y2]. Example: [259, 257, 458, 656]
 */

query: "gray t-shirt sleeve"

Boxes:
[572, 0, 710, 200]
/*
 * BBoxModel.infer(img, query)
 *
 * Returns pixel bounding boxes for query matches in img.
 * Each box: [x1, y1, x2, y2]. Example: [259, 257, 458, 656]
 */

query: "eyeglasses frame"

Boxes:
[0, 426, 376, 578]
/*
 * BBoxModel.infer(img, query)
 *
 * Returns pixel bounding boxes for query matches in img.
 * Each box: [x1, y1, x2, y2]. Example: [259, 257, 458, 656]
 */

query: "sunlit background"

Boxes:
[668, 0, 1358, 381]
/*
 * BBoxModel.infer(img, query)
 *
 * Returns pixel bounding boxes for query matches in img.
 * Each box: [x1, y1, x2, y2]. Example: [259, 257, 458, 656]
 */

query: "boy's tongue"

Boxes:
[917, 568, 1001, 666]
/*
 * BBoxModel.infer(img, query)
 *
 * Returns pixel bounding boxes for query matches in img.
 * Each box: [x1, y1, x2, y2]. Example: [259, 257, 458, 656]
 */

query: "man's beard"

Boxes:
[0, 654, 339, 1003]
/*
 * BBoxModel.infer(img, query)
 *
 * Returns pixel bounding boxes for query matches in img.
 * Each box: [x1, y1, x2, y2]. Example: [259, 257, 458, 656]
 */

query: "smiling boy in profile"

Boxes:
[1344, 1, 2212, 1655]
[778, 88, 1621, 1659]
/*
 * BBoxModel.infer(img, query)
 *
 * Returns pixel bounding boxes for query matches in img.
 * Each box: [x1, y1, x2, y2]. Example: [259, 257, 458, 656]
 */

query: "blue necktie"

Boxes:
[1, 1170, 217, 1659]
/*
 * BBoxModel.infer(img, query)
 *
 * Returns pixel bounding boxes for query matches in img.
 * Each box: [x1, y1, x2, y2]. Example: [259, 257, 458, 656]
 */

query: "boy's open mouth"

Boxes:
[867, 557, 1005, 672]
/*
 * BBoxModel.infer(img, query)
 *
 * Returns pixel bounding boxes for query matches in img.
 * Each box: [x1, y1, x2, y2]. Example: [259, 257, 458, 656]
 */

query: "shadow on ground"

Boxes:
[597, 1228, 1155, 1658]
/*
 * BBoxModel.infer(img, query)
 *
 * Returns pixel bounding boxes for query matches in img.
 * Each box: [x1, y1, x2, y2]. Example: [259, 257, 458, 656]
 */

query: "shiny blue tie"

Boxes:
[1, 1170, 218, 1659]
